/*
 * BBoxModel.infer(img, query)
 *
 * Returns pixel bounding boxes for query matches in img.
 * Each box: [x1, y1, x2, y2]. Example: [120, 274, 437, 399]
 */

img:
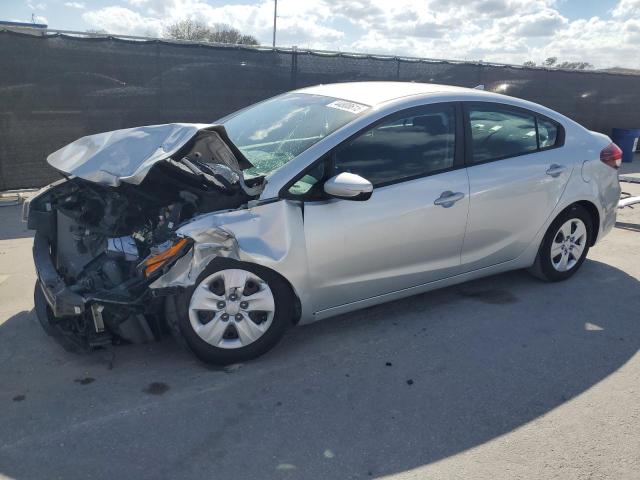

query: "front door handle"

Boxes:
[434, 191, 465, 208]
[546, 164, 567, 177]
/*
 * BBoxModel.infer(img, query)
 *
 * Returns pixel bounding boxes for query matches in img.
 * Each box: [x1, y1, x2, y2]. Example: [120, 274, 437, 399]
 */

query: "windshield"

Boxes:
[222, 93, 370, 178]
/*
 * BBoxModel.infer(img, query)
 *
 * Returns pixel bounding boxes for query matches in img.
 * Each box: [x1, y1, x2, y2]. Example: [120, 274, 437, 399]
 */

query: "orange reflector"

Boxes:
[143, 238, 190, 276]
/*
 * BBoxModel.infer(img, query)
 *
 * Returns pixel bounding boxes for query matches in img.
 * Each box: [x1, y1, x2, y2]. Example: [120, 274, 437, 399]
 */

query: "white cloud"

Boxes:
[501, 9, 568, 37]
[623, 18, 640, 39]
[336, 0, 640, 67]
[531, 15, 640, 67]
[64, 2, 85, 9]
[82, 6, 163, 36]
[78, 0, 640, 68]
[611, 0, 640, 17]
[27, 1, 47, 11]
[82, 0, 342, 46]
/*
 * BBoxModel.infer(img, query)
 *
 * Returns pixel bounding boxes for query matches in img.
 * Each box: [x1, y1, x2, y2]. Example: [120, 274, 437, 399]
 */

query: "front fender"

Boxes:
[149, 200, 314, 322]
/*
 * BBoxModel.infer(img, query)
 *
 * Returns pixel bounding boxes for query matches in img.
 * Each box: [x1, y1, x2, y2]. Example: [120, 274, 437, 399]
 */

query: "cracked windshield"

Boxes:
[222, 93, 369, 179]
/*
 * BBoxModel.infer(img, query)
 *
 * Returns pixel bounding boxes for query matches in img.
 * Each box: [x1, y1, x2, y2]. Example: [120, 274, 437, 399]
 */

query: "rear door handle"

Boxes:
[434, 191, 465, 208]
[546, 164, 567, 177]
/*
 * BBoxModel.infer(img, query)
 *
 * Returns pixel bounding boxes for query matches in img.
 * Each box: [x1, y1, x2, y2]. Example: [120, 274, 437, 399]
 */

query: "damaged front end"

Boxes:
[28, 123, 263, 351]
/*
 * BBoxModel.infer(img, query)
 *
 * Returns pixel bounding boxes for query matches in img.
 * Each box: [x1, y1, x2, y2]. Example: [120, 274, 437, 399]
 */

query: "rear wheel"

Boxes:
[528, 205, 592, 282]
[172, 261, 293, 365]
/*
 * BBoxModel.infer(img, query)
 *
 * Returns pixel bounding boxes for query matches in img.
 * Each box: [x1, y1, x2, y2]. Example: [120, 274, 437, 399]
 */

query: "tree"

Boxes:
[523, 57, 594, 70]
[163, 19, 259, 45]
[208, 23, 258, 45]
[163, 19, 211, 41]
[556, 61, 594, 70]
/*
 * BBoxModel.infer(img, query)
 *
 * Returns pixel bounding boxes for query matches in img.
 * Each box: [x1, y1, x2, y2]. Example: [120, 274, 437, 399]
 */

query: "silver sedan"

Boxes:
[28, 82, 621, 364]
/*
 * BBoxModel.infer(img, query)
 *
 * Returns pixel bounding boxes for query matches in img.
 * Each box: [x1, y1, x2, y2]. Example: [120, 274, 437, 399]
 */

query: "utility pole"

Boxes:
[272, 0, 277, 47]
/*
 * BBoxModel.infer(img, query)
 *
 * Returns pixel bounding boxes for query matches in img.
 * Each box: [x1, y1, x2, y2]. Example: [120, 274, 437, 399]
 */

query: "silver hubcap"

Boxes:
[550, 218, 587, 272]
[188, 269, 275, 349]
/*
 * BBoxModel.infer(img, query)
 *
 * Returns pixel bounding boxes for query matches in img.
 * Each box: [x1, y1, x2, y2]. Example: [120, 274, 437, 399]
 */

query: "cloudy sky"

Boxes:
[3, 0, 640, 68]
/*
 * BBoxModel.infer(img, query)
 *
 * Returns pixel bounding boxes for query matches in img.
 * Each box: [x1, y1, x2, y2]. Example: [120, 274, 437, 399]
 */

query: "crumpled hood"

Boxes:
[47, 123, 251, 187]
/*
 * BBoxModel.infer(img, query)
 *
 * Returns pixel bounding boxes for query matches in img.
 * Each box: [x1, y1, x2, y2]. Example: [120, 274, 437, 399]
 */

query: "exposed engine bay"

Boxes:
[28, 125, 264, 351]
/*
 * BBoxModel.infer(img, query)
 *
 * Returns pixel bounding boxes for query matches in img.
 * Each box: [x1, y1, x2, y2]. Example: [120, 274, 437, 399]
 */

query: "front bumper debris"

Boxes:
[33, 232, 85, 317]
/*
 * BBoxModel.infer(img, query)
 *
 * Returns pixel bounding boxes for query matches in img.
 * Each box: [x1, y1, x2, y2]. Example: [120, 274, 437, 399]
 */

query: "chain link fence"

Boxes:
[1, 29, 638, 190]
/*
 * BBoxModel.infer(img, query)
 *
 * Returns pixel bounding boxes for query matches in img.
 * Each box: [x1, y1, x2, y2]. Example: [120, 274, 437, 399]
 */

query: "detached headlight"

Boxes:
[141, 237, 192, 277]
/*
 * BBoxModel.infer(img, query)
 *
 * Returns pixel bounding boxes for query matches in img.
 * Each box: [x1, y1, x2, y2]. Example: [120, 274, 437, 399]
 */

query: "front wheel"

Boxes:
[171, 261, 294, 365]
[528, 205, 593, 282]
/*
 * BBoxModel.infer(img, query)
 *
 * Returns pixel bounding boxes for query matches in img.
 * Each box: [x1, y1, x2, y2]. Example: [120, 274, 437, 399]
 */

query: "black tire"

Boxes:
[33, 281, 85, 353]
[528, 204, 593, 282]
[169, 258, 294, 365]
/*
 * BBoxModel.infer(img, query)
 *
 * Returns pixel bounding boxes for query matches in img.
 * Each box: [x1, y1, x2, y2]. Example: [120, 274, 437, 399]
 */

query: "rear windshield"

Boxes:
[222, 93, 370, 178]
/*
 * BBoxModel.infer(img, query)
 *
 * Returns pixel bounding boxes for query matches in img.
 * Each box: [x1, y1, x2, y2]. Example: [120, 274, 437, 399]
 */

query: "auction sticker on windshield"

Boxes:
[326, 100, 369, 114]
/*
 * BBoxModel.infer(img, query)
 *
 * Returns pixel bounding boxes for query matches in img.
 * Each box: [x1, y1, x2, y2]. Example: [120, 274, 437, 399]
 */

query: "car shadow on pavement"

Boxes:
[1, 259, 639, 479]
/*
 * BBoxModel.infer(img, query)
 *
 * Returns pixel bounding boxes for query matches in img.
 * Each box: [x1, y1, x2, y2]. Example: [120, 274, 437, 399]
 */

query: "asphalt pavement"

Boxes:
[1, 174, 639, 480]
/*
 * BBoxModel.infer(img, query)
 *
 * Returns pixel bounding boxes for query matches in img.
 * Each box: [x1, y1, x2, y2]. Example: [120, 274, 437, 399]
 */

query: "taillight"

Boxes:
[600, 143, 622, 169]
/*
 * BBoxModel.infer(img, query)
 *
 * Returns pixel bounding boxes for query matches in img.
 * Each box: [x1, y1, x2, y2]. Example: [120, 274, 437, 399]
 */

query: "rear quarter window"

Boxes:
[537, 117, 559, 149]
[469, 107, 537, 164]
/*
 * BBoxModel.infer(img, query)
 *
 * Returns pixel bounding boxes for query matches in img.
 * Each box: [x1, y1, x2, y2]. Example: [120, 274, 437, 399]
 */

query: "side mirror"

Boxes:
[323, 172, 373, 201]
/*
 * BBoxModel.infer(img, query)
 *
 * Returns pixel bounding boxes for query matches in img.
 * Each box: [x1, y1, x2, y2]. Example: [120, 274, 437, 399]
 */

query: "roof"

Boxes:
[296, 81, 477, 106]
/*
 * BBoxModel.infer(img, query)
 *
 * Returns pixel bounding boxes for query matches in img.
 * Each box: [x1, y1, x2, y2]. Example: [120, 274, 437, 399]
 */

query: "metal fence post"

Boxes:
[0, 112, 6, 190]
[290, 45, 298, 90]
